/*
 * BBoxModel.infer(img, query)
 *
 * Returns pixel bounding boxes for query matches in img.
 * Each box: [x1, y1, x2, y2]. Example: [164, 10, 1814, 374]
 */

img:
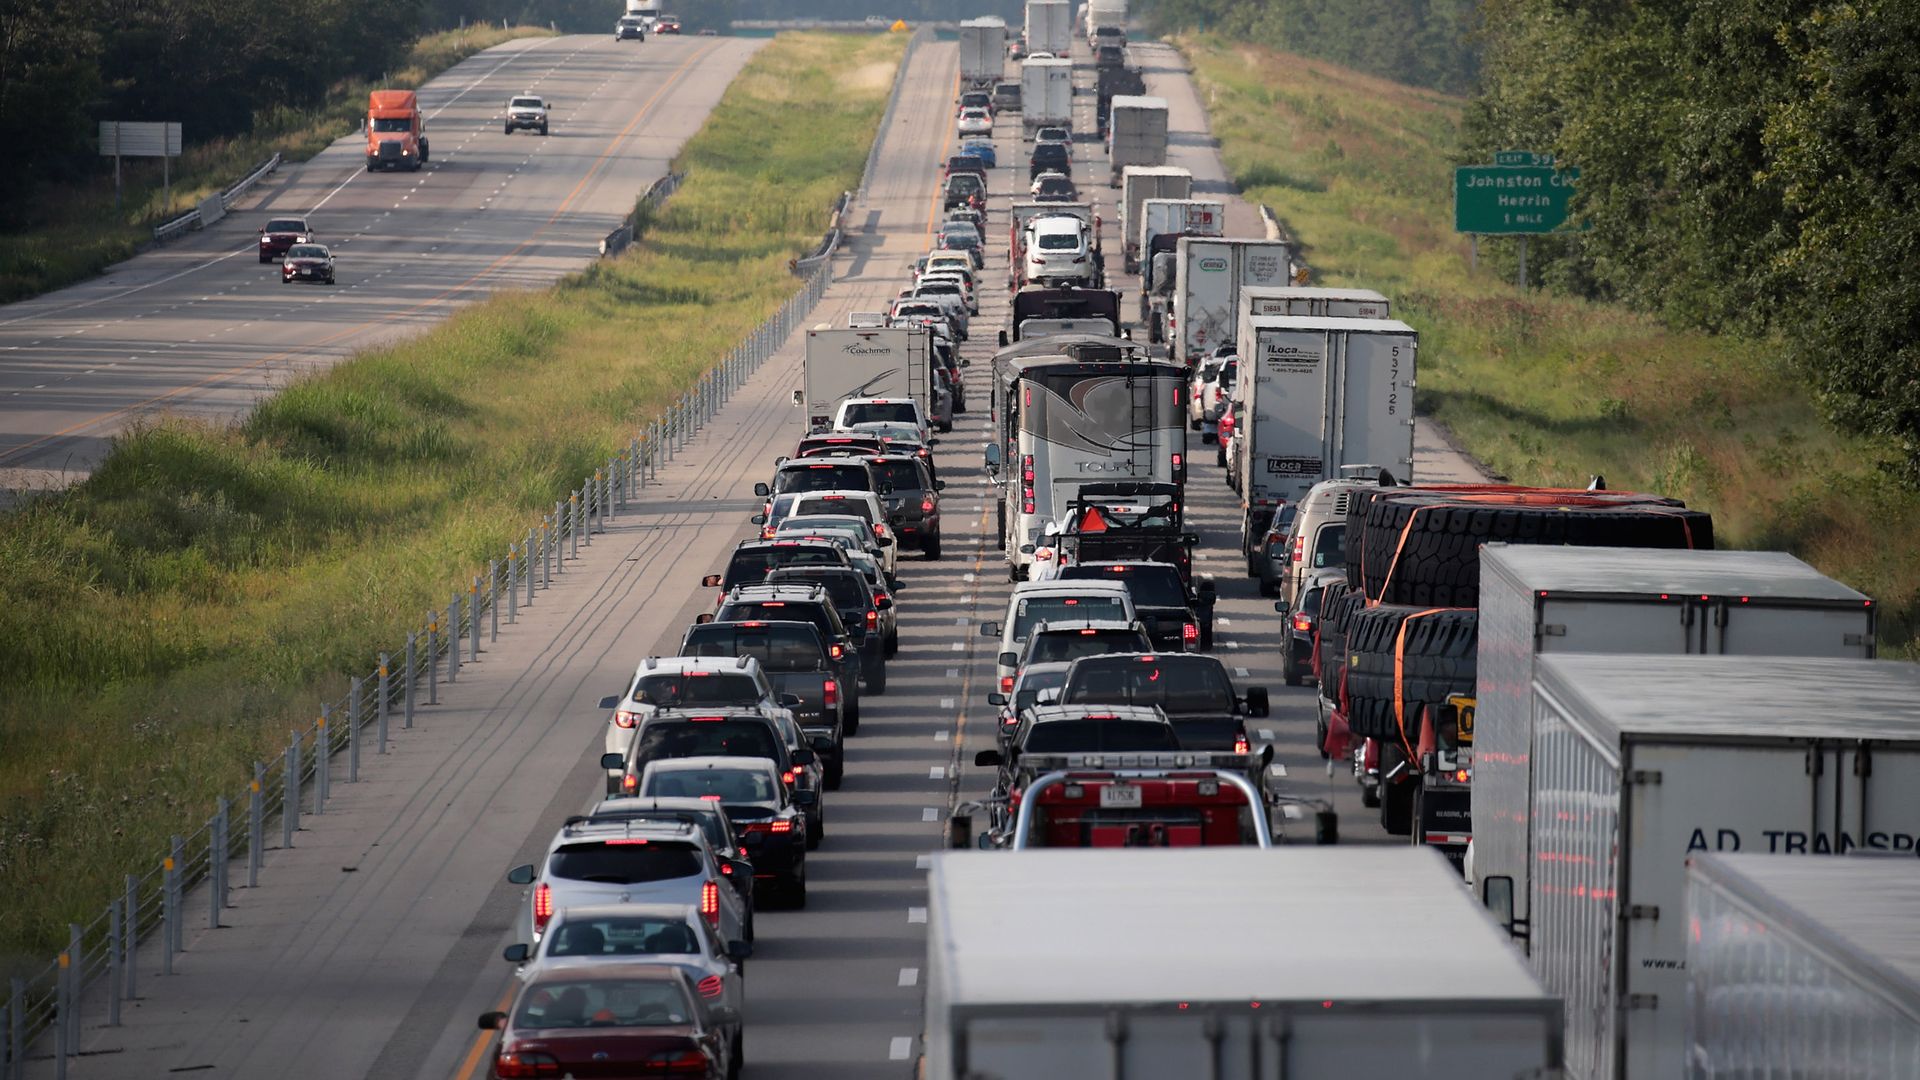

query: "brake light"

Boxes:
[1034, 547, 1054, 561]
[700, 880, 720, 926]
[738, 620, 766, 628]
[769, 818, 794, 833]
[1292, 613, 1314, 632]
[1292, 536, 1306, 564]
[921, 497, 936, 513]
[650, 1049, 713, 1074]
[689, 715, 726, 723]
[781, 768, 798, 785]
[823, 679, 838, 706]
[622, 773, 637, 792]
[1078, 628, 1098, 636]
[605, 838, 650, 845]
[873, 593, 889, 605]
[494, 1050, 562, 1078]
[1234, 733, 1251, 754]
[1000, 675, 1015, 693]
[613, 709, 641, 729]
[697, 974, 725, 999]
[533, 883, 553, 932]
[829, 643, 845, 660]
[867, 609, 878, 629]
[1183, 623, 1199, 643]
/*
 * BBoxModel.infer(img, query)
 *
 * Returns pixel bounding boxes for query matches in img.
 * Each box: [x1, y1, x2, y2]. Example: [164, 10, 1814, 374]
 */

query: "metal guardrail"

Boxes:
[600, 171, 685, 258]
[152, 153, 283, 243]
[4, 175, 840, 1080]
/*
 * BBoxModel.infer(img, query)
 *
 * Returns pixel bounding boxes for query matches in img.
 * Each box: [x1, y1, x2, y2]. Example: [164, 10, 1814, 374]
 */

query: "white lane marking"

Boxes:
[1258, 728, 1275, 741]
[899, 968, 920, 987]
[953, 618, 968, 626]
[921, 808, 939, 822]
[951, 642, 965, 651]
[939, 697, 955, 710]
[929, 766, 945, 780]
[890, 1036, 914, 1059]
[1235, 667, 1251, 678]
[946, 668, 959, 678]
[1218, 616, 1233, 627]
[1224, 640, 1241, 650]
[915, 854, 932, 869]
[962, 572, 976, 582]
[907, 907, 928, 925]
[1282, 804, 1302, 820]
[1271, 762, 1288, 777]
[935, 731, 949, 742]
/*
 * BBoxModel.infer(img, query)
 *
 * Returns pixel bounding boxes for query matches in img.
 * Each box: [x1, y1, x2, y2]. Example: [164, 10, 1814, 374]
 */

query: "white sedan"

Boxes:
[957, 107, 993, 137]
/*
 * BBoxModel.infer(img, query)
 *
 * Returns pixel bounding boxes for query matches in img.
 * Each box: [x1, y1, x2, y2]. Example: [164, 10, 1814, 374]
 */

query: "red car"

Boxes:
[280, 244, 336, 285]
[654, 14, 682, 32]
[479, 962, 741, 1079]
[257, 217, 311, 263]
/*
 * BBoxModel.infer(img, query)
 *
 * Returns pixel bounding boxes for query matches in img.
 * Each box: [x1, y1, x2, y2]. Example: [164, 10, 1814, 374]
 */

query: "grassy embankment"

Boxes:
[0, 31, 903, 970]
[1178, 35, 1920, 654]
[0, 24, 555, 304]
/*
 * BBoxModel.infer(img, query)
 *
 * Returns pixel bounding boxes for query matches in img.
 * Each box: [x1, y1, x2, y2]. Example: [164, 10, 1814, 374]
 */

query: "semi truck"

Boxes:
[1117, 167, 1191, 273]
[1093, 64, 1146, 137]
[923, 847, 1564, 1080]
[1170, 237, 1294, 365]
[1686, 853, 1920, 1076]
[800, 326, 930, 433]
[1472, 545, 1877, 959]
[1230, 315, 1416, 540]
[1506, 653, 1920, 1080]
[1024, 0, 1072, 57]
[1137, 198, 1224, 341]
[1103, 95, 1168, 186]
[959, 17, 1007, 86]
[1020, 57, 1073, 134]
[1240, 285, 1388, 319]
[366, 90, 427, 172]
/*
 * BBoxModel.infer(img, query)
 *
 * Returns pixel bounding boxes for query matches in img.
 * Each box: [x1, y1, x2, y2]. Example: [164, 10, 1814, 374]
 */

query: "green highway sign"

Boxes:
[1494, 150, 1554, 166]
[1455, 164, 1585, 235]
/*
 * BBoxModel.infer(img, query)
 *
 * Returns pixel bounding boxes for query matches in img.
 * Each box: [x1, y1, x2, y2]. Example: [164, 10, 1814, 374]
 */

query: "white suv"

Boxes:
[1023, 216, 1094, 286]
[598, 656, 797, 790]
[979, 580, 1138, 697]
[506, 819, 749, 948]
[833, 397, 930, 443]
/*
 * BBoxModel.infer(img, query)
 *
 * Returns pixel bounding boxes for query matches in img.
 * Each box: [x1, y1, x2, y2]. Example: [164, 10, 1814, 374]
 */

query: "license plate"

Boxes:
[1099, 784, 1141, 809]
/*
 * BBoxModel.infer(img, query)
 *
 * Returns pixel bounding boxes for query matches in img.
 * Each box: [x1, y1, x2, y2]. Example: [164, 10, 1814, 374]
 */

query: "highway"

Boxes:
[0, 33, 759, 496]
[30, 33, 1489, 1080]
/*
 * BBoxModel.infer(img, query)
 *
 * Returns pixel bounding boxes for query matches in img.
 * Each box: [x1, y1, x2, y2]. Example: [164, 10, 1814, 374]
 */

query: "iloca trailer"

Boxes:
[1519, 653, 1920, 1080]
[1685, 852, 1920, 1078]
[923, 846, 1563, 1080]
[1472, 546, 1876, 952]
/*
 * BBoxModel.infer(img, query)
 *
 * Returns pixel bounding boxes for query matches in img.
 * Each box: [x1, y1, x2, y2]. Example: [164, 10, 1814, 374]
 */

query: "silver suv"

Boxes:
[598, 656, 798, 790]
[505, 94, 549, 135]
[506, 819, 749, 948]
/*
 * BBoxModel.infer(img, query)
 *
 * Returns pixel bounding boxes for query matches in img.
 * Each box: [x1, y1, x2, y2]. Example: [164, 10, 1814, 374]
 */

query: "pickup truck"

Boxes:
[677, 620, 851, 783]
[1057, 560, 1217, 651]
[1055, 652, 1268, 752]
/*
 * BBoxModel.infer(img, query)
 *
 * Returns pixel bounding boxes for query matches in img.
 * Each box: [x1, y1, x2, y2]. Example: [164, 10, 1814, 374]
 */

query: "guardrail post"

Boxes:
[447, 596, 460, 683]
[208, 805, 224, 927]
[315, 710, 329, 813]
[66, 921, 81, 1048]
[526, 529, 538, 603]
[347, 677, 362, 782]
[469, 578, 481, 662]
[507, 549, 519, 623]
[249, 765, 264, 886]
[10, 976, 24, 1080]
[123, 876, 138, 1001]
[161, 852, 176, 974]
[54, 945, 67, 1075]
[107, 898, 121, 1026]
[489, 562, 500, 641]
[377, 656, 390, 753]
[404, 635, 418, 728]
[427, 614, 439, 705]
[284, 739, 300, 845]
[552, 503, 564, 572]
[569, 492, 581, 558]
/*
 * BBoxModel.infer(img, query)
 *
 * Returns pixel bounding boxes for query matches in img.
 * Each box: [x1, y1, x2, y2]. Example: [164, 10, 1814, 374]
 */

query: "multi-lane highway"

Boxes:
[32, 32, 1490, 1080]
[0, 34, 759, 495]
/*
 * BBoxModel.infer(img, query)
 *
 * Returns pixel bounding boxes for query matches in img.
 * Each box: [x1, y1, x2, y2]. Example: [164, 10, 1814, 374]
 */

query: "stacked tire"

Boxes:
[1341, 605, 1478, 743]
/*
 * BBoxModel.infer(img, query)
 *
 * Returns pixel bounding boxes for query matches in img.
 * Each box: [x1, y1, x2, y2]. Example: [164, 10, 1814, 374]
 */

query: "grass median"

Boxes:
[0, 24, 555, 304]
[1178, 35, 1920, 655]
[0, 30, 903, 972]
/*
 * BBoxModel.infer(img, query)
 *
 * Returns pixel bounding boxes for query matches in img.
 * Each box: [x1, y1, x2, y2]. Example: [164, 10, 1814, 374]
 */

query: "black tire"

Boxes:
[924, 532, 942, 560]
[1380, 776, 1415, 836]
[1200, 431, 1216, 445]
[866, 655, 888, 694]
[1215, 444, 1226, 468]
[1342, 605, 1477, 742]
[844, 695, 860, 735]
[504, 124, 512, 134]
[1360, 778, 1382, 809]
[1258, 577, 1277, 598]
[994, 502, 1006, 550]
[784, 865, 807, 909]
[885, 630, 898, 658]
[1198, 618, 1214, 651]
[540, 124, 549, 136]
[1282, 648, 1302, 687]
[807, 814, 822, 850]
[1314, 707, 1330, 760]
[825, 759, 844, 790]
[259, 254, 271, 264]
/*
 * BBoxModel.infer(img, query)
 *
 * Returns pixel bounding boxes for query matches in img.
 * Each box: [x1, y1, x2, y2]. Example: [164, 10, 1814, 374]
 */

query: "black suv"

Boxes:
[702, 538, 851, 609]
[601, 708, 824, 843]
[678, 620, 851, 783]
[714, 581, 885, 697]
[1058, 560, 1218, 651]
[765, 566, 896, 659]
[864, 454, 944, 558]
[1029, 141, 1070, 180]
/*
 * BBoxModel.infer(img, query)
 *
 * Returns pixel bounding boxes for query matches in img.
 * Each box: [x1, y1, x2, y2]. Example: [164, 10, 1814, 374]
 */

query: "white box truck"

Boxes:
[1518, 653, 1920, 1080]
[1117, 166, 1191, 273]
[1241, 285, 1388, 319]
[1230, 315, 1415, 539]
[1137, 197, 1224, 339]
[1686, 853, 1920, 1076]
[959, 17, 1007, 86]
[1473, 545, 1877, 954]
[1021, 57, 1073, 135]
[924, 847, 1563, 1080]
[1084, 0, 1126, 46]
[801, 326, 930, 432]
[1025, 0, 1072, 57]
[1104, 95, 1168, 186]
[1170, 237, 1294, 364]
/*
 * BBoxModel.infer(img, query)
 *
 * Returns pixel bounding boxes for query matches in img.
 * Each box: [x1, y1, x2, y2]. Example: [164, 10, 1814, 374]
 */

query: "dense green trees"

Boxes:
[1139, 0, 1480, 94]
[1467, 0, 1920, 482]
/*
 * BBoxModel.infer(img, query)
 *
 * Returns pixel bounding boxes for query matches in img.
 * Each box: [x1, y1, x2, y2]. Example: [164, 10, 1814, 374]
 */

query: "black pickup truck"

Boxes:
[1057, 559, 1217, 651]
[1054, 652, 1268, 751]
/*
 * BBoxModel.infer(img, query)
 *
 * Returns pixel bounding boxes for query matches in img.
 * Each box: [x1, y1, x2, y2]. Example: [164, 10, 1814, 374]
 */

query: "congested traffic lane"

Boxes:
[0, 34, 759, 494]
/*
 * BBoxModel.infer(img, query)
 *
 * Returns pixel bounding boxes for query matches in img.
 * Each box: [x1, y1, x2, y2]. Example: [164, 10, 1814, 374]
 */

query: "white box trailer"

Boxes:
[959, 17, 1007, 85]
[1240, 285, 1388, 319]
[1171, 237, 1293, 364]
[1474, 545, 1877, 952]
[924, 847, 1563, 1080]
[1686, 853, 1920, 1077]
[1104, 95, 1168, 186]
[1021, 57, 1073, 134]
[1117, 166, 1191, 272]
[801, 326, 930, 432]
[1084, 0, 1127, 42]
[1521, 654, 1920, 1080]
[1025, 0, 1072, 57]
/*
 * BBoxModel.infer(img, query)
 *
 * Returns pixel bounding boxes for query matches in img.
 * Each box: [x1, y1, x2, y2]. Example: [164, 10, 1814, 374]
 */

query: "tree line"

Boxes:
[1138, 0, 1481, 95]
[1465, 0, 1920, 485]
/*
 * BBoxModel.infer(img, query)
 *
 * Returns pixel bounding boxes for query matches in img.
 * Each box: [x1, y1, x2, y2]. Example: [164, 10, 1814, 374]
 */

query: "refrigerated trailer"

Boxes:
[1021, 57, 1073, 134]
[1473, 545, 1877, 954]
[801, 326, 930, 432]
[1514, 653, 1920, 1080]
[1686, 852, 1920, 1078]
[959, 18, 1007, 86]
[1025, 0, 1072, 57]
[923, 847, 1563, 1080]
[1240, 285, 1388, 319]
[1170, 237, 1294, 365]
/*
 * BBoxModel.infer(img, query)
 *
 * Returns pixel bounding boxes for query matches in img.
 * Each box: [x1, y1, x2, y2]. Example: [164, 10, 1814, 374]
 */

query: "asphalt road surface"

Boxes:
[30, 34, 1488, 1080]
[0, 33, 759, 496]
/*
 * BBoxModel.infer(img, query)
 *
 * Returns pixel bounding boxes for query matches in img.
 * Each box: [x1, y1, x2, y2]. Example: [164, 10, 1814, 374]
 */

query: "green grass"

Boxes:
[0, 30, 903, 973]
[1180, 35, 1920, 653]
[0, 25, 555, 304]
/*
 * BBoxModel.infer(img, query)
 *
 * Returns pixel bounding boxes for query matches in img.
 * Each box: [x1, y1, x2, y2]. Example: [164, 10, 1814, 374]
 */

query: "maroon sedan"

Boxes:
[280, 244, 336, 285]
[258, 217, 311, 263]
[654, 14, 682, 32]
[479, 962, 741, 1079]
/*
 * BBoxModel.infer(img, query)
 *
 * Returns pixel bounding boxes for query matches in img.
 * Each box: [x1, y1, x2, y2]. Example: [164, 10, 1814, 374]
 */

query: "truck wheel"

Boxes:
[865, 656, 888, 694]
[825, 757, 844, 790]
[786, 867, 808, 909]
[540, 124, 549, 136]
[504, 123, 512, 134]
[844, 696, 860, 735]
[886, 630, 898, 657]
[1380, 776, 1415, 836]
[924, 533, 942, 560]
[420, 140, 428, 162]
[1282, 649, 1302, 687]
[994, 503, 1006, 550]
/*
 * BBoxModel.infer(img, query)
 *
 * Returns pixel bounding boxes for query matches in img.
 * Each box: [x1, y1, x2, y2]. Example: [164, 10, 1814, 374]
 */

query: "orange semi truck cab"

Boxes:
[366, 90, 427, 172]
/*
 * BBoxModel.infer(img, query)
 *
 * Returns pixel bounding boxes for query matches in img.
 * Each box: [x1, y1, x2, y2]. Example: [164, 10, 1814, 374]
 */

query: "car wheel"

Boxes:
[786, 864, 808, 909]
[259, 254, 271, 264]
[807, 813, 822, 850]
[503, 124, 512, 135]
[1258, 578, 1278, 598]
[1315, 712, 1331, 760]
[825, 758, 844, 790]
[924, 532, 941, 560]
[540, 124, 549, 136]
[729, 1032, 744, 1080]
[1216, 445, 1227, 468]
[844, 696, 860, 735]
[885, 630, 898, 658]
[866, 656, 888, 694]
[1199, 621, 1214, 651]
[1282, 649, 1303, 687]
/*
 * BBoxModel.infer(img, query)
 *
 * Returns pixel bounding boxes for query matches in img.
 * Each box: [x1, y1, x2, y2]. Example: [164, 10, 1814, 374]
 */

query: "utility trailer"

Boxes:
[923, 847, 1563, 1080]
[1240, 285, 1388, 320]
[1514, 654, 1920, 1080]
[800, 326, 930, 433]
[1170, 237, 1294, 365]
[1137, 198, 1224, 341]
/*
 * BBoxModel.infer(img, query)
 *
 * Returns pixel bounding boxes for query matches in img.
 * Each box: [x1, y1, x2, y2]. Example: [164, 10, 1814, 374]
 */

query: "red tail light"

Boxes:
[495, 1050, 562, 1078]
[872, 593, 888, 605]
[1234, 733, 1251, 754]
[921, 497, 936, 513]
[1292, 535, 1306, 564]
[533, 882, 553, 932]
[1183, 623, 1200, 643]
[613, 709, 641, 729]
[1292, 613, 1314, 632]
[649, 1049, 714, 1074]
[700, 880, 719, 926]
[781, 768, 798, 785]
[867, 609, 878, 629]
[829, 643, 845, 660]
[696, 974, 725, 999]
[823, 679, 838, 706]
[621, 773, 638, 793]
[1000, 675, 1015, 693]
[769, 818, 794, 833]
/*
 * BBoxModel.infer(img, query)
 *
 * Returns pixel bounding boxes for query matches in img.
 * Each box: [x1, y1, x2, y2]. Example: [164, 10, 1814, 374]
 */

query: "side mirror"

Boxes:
[876, 596, 893, 610]
[506, 864, 536, 885]
[502, 943, 531, 963]
[973, 749, 1003, 767]
[979, 621, 1001, 638]
[600, 752, 626, 771]
[598, 694, 621, 709]
[1274, 601, 1287, 613]
[702, 574, 723, 588]
[694, 613, 715, 625]
[792, 747, 816, 766]
[1019, 544, 1035, 555]
[793, 789, 819, 809]
[997, 651, 1019, 668]
[779, 692, 802, 708]
[726, 940, 753, 962]
[791, 389, 804, 407]
[750, 514, 767, 525]
[725, 856, 754, 881]
[934, 480, 947, 490]
[753, 482, 770, 497]
[478, 1011, 507, 1031]
[983, 445, 1002, 472]
[1183, 534, 1200, 547]
[960, 358, 971, 367]
[928, 438, 942, 447]
[809, 734, 835, 752]
[1483, 875, 1516, 933]
[987, 692, 1008, 706]
[1245, 687, 1270, 717]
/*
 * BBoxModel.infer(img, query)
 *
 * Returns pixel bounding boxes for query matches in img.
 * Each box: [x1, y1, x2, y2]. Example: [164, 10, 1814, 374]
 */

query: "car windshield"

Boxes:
[841, 402, 919, 426]
[592, 809, 729, 853]
[265, 219, 304, 232]
[511, 97, 542, 108]
[1301, 585, 1327, 617]
[286, 245, 326, 259]
[1037, 233, 1080, 251]
[767, 569, 867, 609]
[917, 282, 960, 296]
[545, 915, 700, 958]
[1063, 657, 1234, 712]
[683, 625, 823, 672]
[633, 673, 760, 707]
[1023, 720, 1179, 753]
[778, 514, 869, 536]
[513, 977, 693, 1030]
[547, 841, 703, 885]
[792, 496, 877, 523]
[641, 766, 777, 802]
[1033, 145, 1068, 161]
[1062, 566, 1186, 608]
[1038, 179, 1073, 195]
[1013, 595, 1127, 639]
[1311, 524, 1345, 569]
[869, 460, 924, 491]
[634, 719, 781, 761]
[720, 546, 843, 588]
[720, 602, 835, 639]
[777, 464, 870, 493]
[1026, 629, 1148, 664]
[1015, 669, 1070, 711]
